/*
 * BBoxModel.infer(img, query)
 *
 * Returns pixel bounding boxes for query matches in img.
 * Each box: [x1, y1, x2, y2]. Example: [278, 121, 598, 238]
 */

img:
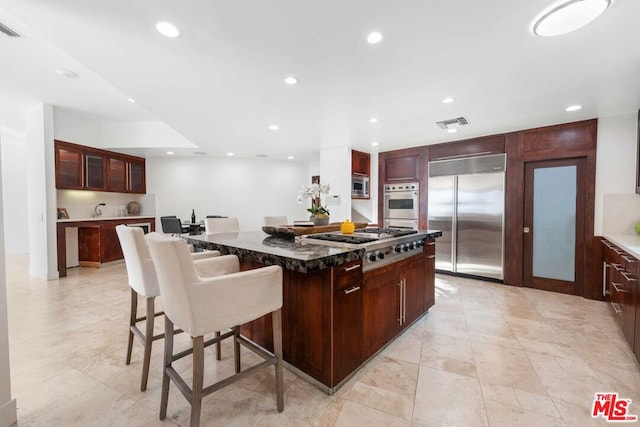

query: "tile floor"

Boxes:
[5, 254, 640, 426]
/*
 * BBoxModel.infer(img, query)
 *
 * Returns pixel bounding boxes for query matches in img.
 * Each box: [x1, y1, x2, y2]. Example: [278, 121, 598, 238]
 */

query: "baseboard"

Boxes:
[0, 398, 17, 427]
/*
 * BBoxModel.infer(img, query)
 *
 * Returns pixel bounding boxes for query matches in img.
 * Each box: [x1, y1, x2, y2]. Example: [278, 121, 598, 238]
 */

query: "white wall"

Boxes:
[0, 125, 18, 426]
[319, 147, 352, 222]
[146, 156, 312, 231]
[0, 125, 29, 255]
[594, 112, 640, 235]
[26, 104, 58, 280]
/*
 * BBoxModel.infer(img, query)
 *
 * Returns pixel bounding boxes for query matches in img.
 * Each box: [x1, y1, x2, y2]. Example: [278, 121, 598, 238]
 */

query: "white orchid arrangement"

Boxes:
[297, 183, 331, 216]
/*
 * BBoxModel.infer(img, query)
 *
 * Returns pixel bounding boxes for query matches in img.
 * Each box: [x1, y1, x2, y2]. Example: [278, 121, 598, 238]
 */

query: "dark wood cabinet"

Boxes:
[332, 260, 363, 385]
[363, 265, 400, 359]
[58, 218, 155, 276]
[362, 244, 436, 359]
[600, 238, 639, 362]
[107, 157, 127, 192]
[352, 150, 370, 176]
[55, 140, 146, 194]
[128, 160, 146, 193]
[383, 154, 420, 182]
[55, 144, 83, 189]
[403, 253, 426, 326]
[84, 152, 105, 190]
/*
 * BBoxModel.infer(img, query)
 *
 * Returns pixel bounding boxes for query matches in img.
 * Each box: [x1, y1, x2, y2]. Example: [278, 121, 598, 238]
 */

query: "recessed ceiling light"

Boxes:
[269, 124, 280, 131]
[227, 152, 234, 157]
[128, 97, 136, 103]
[193, 151, 207, 155]
[447, 128, 458, 134]
[256, 154, 268, 158]
[565, 104, 583, 112]
[156, 21, 180, 38]
[371, 141, 379, 146]
[287, 155, 294, 160]
[284, 76, 298, 85]
[56, 69, 79, 78]
[443, 97, 454, 104]
[367, 31, 383, 44]
[166, 151, 174, 155]
[533, 0, 610, 37]
[369, 117, 379, 123]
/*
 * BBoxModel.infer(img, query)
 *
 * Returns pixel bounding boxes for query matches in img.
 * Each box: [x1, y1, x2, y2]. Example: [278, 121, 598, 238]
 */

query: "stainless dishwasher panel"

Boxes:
[456, 172, 504, 280]
[427, 175, 455, 272]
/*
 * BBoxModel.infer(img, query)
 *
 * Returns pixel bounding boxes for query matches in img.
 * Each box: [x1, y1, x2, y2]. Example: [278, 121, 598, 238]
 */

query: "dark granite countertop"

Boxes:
[186, 230, 442, 274]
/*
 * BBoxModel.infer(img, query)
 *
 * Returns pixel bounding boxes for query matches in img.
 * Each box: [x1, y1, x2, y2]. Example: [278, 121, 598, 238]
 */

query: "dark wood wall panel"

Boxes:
[428, 134, 505, 161]
[380, 118, 599, 299]
[520, 121, 596, 157]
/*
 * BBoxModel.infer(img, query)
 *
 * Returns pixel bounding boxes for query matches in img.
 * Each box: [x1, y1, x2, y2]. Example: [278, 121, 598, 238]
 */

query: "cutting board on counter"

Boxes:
[262, 222, 368, 238]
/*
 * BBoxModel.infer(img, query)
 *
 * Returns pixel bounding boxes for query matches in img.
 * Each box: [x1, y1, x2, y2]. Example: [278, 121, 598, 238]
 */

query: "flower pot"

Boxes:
[311, 216, 330, 226]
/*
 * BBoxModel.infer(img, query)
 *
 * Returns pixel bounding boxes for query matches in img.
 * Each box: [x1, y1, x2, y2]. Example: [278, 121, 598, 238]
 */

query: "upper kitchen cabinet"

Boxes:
[379, 147, 427, 183]
[55, 142, 83, 189]
[84, 151, 106, 191]
[55, 140, 146, 194]
[428, 134, 505, 161]
[352, 150, 370, 176]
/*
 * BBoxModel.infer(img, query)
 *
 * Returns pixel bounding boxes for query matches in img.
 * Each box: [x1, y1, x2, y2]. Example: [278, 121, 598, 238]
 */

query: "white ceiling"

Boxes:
[0, 0, 639, 161]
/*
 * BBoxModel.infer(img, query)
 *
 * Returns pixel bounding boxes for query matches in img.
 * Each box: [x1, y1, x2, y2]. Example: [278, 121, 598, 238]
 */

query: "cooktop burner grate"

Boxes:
[304, 234, 378, 244]
[359, 228, 418, 237]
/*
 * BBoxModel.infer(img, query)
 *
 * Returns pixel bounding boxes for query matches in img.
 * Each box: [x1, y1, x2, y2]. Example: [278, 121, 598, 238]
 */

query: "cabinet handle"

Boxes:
[621, 271, 637, 282]
[427, 242, 436, 246]
[611, 282, 627, 293]
[402, 278, 406, 324]
[611, 263, 623, 272]
[343, 265, 360, 272]
[621, 255, 636, 263]
[427, 255, 435, 259]
[343, 286, 360, 294]
[610, 302, 622, 314]
[398, 281, 403, 324]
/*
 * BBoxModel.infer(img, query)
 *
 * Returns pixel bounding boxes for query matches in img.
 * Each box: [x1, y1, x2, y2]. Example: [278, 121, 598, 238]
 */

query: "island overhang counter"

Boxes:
[186, 229, 442, 393]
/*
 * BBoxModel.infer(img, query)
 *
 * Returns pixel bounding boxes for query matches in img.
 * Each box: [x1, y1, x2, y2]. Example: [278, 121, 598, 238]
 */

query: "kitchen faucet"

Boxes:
[93, 203, 106, 217]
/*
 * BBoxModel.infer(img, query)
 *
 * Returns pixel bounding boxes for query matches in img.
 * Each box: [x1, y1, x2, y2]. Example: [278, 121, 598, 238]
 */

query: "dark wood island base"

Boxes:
[187, 230, 441, 393]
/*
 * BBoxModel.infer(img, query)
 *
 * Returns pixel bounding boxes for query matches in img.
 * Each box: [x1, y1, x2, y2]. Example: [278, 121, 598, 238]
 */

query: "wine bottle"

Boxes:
[191, 209, 196, 224]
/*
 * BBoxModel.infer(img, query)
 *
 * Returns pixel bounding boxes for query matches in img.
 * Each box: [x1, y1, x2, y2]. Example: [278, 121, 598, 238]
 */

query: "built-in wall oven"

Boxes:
[383, 182, 419, 229]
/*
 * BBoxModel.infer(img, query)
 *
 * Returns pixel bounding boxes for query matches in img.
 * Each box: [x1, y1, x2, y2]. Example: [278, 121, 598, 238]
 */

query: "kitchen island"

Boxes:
[187, 229, 442, 393]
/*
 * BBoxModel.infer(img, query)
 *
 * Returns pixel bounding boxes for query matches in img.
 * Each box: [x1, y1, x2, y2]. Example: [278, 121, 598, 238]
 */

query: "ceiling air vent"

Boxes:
[436, 116, 468, 130]
[0, 22, 20, 37]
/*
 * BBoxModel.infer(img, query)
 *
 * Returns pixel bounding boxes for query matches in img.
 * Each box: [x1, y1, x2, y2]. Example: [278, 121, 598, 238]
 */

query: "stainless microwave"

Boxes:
[352, 175, 369, 197]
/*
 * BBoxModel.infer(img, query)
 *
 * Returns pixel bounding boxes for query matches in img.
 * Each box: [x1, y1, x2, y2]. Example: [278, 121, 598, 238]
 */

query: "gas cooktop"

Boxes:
[301, 228, 426, 272]
[302, 228, 418, 245]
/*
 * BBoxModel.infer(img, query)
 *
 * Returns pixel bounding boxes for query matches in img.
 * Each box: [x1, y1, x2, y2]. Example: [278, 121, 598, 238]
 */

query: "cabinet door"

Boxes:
[100, 225, 124, 262]
[333, 282, 363, 385]
[84, 153, 105, 190]
[128, 160, 146, 193]
[384, 155, 419, 182]
[352, 150, 370, 176]
[55, 145, 83, 189]
[107, 157, 127, 192]
[403, 254, 426, 326]
[621, 269, 637, 347]
[362, 267, 401, 358]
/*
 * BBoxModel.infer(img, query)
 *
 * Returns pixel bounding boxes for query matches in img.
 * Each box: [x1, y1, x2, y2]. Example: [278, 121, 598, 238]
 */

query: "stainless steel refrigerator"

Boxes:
[427, 153, 505, 280]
